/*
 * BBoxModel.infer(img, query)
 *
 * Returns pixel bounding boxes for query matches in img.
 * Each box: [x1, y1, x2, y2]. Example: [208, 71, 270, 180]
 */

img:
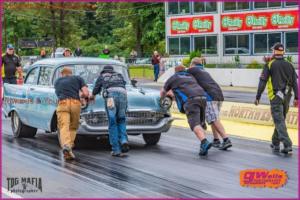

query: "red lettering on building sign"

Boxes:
[221, 10, 298, 32]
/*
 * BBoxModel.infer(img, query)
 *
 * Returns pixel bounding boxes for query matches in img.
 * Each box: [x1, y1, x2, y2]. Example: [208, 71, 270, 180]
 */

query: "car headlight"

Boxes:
[160, 96, 172, 110]
[80, 97, 89, 110]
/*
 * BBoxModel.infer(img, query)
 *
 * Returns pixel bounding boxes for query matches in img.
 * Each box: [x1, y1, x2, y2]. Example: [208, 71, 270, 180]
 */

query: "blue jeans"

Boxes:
[153, 64, 160, 81]
[3, 77, 17, 84]
[105, 91, 128, 153]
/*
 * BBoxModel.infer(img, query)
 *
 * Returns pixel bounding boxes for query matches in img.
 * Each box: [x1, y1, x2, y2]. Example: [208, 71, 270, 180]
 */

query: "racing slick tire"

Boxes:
[11, 111, 37, 138]
[143, 133, 161, 145]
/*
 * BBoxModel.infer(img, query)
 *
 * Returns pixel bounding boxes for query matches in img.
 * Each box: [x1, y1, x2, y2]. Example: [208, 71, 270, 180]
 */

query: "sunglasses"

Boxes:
[8, 48, 14, 50]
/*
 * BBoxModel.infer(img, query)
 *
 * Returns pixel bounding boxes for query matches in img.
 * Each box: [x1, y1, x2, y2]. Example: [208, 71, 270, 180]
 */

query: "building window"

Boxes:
[224, 34, 250, 55]
[224, 2, 250, 11]
[168, 2, 190, 15]
[254, 33, 281, 54]
[194, 36, 217, 55]
[168, 37, 191, 55]
[194, 2, 217, 13]
[169, 38, 180, 55]
[285, 32, 298, 53]
[180, 37, 191, 55]
[254, 1, 282, 9]
[285, 1, 298, 7]
[168, 2, 178, 15]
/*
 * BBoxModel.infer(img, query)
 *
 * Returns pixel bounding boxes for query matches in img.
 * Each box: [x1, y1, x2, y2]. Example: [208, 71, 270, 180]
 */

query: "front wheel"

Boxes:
[142, 133, 161, 145]
[11, 111, 37, 138]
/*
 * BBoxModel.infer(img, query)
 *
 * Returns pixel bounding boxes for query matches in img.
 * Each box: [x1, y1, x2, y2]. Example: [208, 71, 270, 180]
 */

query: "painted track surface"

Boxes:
[2, 117, 297, 198]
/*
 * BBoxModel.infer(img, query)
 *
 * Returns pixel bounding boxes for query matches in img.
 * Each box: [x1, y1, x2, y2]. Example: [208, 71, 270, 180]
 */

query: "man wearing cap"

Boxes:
[188, 57, 232, 150]
[2, 44, 23, 84]
[161, 65, 212, 156]
[54, 67, 89, 160]
[90, 65, 129, 157]
[255, 43, 298, 154]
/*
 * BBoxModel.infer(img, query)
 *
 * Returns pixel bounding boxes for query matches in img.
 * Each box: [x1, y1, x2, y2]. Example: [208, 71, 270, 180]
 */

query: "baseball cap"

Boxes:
[7, 44, 14, 49]
[271, 43, 284, 51]
[101, 65, 114, 74]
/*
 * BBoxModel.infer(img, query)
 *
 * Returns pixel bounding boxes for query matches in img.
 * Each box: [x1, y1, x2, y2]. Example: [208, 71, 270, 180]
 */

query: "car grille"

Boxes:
[82, 111, 166, 126]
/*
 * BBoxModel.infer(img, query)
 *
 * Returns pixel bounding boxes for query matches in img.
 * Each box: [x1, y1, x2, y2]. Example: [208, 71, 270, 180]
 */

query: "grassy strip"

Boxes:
[129, 65, 154, 79]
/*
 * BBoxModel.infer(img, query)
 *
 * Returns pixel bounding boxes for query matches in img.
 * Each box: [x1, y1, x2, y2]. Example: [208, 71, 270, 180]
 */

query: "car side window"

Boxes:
[52, 67, 65, 84]
[25, 67, 39, 85]
[38, 67, 53, 86]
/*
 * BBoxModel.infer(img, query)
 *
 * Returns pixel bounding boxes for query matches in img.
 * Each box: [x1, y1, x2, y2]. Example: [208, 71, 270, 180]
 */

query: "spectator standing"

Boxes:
[151, 51, 160, 82]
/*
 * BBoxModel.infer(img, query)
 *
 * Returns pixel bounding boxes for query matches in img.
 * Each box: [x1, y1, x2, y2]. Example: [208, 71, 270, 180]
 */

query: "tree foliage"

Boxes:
[3, 2, 165, 57]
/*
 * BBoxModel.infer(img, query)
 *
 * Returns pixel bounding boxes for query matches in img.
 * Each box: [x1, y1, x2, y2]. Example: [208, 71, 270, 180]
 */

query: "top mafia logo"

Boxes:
[7, 177, 42, 193]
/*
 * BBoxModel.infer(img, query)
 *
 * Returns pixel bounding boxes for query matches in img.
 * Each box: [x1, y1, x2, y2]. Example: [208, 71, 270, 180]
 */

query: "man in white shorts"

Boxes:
[188, 57, 232, 150]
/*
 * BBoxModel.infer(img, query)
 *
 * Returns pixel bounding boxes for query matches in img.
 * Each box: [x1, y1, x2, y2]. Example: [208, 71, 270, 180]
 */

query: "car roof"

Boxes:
[32, 57, 126, 67]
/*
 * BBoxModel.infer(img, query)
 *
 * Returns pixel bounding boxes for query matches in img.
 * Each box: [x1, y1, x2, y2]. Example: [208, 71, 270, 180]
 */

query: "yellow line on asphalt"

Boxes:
[172, 113, 298, 146]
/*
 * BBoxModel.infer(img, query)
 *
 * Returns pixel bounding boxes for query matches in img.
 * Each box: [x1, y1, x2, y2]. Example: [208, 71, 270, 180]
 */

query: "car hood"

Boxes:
[84, 85, 161, 113]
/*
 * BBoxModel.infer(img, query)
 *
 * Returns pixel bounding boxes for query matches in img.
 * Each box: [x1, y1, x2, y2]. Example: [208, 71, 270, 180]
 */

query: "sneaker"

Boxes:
[219, 139, 232, 150]
[62, 146, 75, 160]
[212, 139, 221, 148]
[121, 143, 130, 153]
[281, 146, 292, 154]
[111, 151, 125, 157]
[270, 144, 280, 152]
[199, 140, 212, 156]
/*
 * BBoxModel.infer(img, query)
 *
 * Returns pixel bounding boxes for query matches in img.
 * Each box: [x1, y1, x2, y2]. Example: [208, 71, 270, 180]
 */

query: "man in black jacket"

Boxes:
[90, 65, 129, 157]
[2, 44, 23, 84]
[74, 45, 82, 57]
[188, 57, 232, 150]
[161, 65, 212, 156]
[255, 43, 298, 154]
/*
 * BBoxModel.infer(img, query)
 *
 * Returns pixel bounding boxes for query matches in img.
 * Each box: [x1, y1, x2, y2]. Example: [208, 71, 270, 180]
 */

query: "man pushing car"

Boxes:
[160, 65, 212, 156]
[54, 67, 89, 160]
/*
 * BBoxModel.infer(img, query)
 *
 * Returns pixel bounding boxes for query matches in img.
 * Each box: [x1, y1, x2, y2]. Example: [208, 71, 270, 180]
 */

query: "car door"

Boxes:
[22, 66, 40, 127]
[34, 66, 57, 130]
[3, 74, 30, 123]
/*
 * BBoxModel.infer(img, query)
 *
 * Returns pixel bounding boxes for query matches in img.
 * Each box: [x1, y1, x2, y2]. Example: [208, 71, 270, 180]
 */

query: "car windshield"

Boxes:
[53, 64, 130, 85]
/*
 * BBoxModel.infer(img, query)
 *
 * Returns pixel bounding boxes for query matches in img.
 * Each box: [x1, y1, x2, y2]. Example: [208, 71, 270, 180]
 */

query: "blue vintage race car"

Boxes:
[3, 57, 173, 145]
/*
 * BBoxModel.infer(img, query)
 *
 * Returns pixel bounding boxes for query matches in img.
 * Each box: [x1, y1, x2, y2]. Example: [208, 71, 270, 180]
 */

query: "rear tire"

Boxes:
[142, 133, 161, 145]
[11, 111, 37, 138]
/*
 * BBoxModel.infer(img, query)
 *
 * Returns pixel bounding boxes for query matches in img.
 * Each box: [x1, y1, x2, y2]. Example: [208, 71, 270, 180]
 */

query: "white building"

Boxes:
[165, 1, 298, 65]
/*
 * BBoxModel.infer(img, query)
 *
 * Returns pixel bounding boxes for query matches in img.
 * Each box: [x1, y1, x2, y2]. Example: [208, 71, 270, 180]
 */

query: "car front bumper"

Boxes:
[77, 117, 173, 135]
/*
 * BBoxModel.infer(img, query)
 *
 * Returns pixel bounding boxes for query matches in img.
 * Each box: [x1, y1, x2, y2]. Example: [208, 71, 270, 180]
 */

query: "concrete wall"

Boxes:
[158, 67, 298, 87]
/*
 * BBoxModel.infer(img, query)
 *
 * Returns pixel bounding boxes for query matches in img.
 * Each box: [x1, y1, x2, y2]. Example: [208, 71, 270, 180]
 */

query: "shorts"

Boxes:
[183, 97, 206, 130]
[205, 101, 222, 124]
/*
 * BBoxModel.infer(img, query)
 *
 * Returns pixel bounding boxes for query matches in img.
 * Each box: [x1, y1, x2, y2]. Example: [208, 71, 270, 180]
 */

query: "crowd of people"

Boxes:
[2, 42, 298, 160]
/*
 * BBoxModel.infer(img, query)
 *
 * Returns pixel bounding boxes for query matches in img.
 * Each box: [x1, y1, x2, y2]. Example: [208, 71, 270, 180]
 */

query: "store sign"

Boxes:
[221, 10, 298, 32]
[171, 16, 214, 35]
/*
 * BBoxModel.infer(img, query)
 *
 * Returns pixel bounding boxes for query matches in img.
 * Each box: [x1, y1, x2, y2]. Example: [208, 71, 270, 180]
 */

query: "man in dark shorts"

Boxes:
[161, 65, 212, 156]
[54, 67, 89, 160]
[188, 57, 232, 150]
[2, 44, 23, 84]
